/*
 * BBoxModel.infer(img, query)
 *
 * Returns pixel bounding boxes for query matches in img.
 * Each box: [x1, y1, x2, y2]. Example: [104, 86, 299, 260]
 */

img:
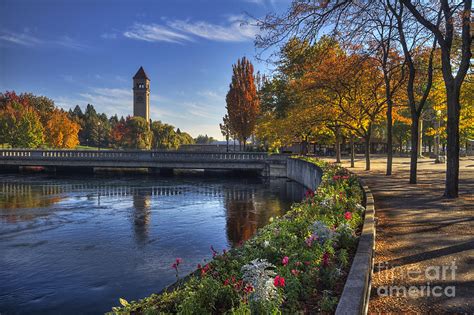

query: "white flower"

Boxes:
[263, 240, 270, 248]
[241, 259, 277, 302]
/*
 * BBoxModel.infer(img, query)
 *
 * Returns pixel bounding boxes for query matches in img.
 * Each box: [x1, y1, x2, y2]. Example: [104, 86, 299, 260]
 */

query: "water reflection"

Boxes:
[132, 191, 152, 244]
[0, 174, 304, 314]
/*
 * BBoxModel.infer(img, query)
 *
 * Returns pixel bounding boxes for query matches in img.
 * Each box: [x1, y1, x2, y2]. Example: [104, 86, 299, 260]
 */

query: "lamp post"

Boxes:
[97, 121, 101, 151]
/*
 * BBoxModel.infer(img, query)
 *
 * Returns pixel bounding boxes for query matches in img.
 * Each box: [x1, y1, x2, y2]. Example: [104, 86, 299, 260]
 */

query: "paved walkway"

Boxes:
[325, 155, 473, 314]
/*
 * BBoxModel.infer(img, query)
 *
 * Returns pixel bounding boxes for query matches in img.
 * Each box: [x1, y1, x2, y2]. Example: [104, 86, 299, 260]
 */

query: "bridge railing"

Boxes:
[0, 149, 269, 162]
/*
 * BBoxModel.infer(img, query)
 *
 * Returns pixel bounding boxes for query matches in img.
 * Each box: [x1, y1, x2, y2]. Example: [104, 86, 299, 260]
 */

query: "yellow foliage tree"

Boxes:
[45, 109, 80, 148]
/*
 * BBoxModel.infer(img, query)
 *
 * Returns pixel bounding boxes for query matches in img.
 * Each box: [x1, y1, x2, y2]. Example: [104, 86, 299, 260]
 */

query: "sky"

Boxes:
[0, 0, 289, 139]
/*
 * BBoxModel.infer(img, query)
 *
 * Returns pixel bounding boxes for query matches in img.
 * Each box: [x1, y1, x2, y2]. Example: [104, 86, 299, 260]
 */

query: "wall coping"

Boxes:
[335, 177, 375, 315]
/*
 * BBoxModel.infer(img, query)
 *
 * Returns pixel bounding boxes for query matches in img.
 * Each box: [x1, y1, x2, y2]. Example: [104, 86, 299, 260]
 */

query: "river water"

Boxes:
[0, 172, 304, 314]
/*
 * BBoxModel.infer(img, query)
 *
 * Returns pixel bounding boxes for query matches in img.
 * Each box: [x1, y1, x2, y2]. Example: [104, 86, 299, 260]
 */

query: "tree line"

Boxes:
[0, 91, 196, 150]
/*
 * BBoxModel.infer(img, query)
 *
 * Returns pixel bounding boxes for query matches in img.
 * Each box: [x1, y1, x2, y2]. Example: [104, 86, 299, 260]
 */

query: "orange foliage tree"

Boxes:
[225, 57, 260, 149]
[45, 109, 80, 148]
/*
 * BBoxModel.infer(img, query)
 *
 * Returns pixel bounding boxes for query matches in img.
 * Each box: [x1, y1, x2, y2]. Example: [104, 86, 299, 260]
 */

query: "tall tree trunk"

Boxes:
[386, 100, 393, 175]
[418, 119, 423, 157]
[301, 136, 308, 155]
[335, 127, 341, 163]
[445, 87, 460, 198]
[410, 115, 420, 184]
[350, 135, 355, 168]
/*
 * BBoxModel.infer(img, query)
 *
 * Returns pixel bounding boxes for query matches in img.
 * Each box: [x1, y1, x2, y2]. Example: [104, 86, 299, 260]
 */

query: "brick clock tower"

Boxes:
[133, 66, 150, 122]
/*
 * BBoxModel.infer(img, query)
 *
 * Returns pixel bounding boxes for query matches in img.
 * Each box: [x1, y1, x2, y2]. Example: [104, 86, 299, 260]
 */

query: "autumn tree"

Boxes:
[397, 0, 472, 198]
[257, 0, 471, 197]
[225, 57, 260, 150]
[0, 91, 45, 148]
[45, 109, 80, 148]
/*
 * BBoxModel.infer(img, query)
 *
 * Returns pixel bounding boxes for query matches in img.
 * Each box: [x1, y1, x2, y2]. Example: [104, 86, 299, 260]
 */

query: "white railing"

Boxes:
[0, 149, 268, 162]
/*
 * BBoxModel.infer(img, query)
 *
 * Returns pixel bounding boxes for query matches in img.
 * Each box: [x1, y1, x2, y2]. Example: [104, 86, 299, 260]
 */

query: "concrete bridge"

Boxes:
[0, 149, 287, 177]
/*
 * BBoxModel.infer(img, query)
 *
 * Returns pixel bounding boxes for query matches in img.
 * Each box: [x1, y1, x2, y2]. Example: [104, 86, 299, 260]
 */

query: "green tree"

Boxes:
[151, 121, 179, 149]
[126, 116, 152, 149]
[8, 106, 45, 148]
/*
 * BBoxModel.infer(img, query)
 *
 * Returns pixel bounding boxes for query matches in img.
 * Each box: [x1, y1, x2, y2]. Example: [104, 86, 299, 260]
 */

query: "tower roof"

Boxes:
[133, 66, 150, 80]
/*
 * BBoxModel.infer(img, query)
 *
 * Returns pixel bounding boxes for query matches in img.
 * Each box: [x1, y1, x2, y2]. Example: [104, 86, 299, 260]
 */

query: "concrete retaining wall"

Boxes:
[286, 158, 323, 190]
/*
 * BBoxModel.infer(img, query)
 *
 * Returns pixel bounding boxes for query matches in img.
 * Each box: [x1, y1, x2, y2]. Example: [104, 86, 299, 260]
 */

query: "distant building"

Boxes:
[133, 66, 150, 122]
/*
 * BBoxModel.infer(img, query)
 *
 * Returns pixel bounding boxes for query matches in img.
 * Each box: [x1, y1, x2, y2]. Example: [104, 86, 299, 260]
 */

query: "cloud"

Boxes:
[0, 31, 43, 46]
[55, 88, 132, 118]
[168, 16, 258, 42]
[101, 32, 117, 39]
[124, 23, 192, 43]
[0, 30, 87, 50]
[123, 15, 259, 44]
[53, 35, 88, 50]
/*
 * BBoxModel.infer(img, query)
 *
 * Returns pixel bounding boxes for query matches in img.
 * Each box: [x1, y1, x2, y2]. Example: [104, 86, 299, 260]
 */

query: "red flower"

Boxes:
[175, 258, 183, 265]
[291, 269, 300, 276]
[224, 278, 230, 286]
[344, 211, 352, 220]
[322, 252, 330, 267]
[244, 284, 254, 293]
[273, 275, 285, 287]
[171, 263, 177, 270]
[282, 256, 289, 266]
[197, 263, 202, 269]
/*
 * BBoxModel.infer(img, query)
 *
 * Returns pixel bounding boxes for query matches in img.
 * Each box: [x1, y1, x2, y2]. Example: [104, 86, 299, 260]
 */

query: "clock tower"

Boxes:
[133, 66, 150, 122]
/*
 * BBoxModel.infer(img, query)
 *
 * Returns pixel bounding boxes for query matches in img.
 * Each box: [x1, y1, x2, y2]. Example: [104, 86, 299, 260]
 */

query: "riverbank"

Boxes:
[109, 158, 367, 314]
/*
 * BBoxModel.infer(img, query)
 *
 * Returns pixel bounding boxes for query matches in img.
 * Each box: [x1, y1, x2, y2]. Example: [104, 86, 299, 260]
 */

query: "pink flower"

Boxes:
[175, 258, 183, 265]
[305, 234, 317, 247]
[282, 256, 289, 266]
[197, 263, 202, 269]
[304, 261, 311, 266]
[171, 263, 177, 270]
[291, 269, 300, 276]
[344, 211, 352, 220]
[273, 275, 286, 287]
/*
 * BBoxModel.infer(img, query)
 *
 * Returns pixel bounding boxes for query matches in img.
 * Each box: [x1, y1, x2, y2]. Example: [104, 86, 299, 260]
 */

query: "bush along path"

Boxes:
[109, 158, 365, 314]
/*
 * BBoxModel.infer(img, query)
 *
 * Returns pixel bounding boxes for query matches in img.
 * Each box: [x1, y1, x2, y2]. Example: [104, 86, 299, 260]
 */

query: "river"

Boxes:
[0, 172, 304, 314]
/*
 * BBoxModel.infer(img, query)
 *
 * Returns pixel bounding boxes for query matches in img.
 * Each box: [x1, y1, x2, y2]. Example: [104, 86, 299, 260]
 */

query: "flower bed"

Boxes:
[109, 157, 365, 314]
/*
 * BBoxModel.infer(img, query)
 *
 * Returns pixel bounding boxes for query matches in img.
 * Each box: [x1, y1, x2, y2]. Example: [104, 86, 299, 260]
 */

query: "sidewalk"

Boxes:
[325, 155, 473, 313]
